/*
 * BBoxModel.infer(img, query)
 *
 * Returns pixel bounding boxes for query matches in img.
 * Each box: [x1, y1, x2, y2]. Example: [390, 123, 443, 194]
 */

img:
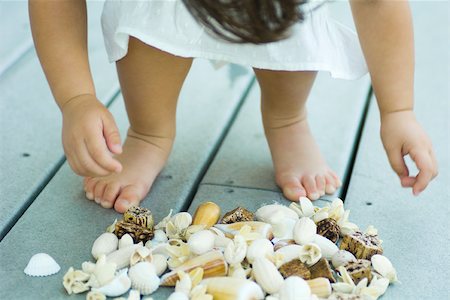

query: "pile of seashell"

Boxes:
[58, 198, 398, 300]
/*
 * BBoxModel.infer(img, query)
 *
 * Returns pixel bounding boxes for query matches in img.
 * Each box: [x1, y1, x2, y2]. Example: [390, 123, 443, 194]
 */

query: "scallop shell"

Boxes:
[312, 234, 339, 259]
[24, 253, 60, 277]
[255, 204, 299, 223]
[187, 230, 215, 255]
[275, 244, 303, 264]
[192, 202, 221, 227]
[252, 257, 284, 294]
[152, 254, 168, 276]
[289, 197, 315, 218]
[293, 217, 317, 245]
[92, 233, 119, 260]
[118, 234, 134, 249]
[214, 221, 274, 240]
[246, 238, 274, 264]
[331, 250, 357, 269]
[106, 243, 143, 270]
[128, 262, 160, 295]
[201, 277, 264, 300]
[92, 268, 131, 297]
[278, 276, 311, 300]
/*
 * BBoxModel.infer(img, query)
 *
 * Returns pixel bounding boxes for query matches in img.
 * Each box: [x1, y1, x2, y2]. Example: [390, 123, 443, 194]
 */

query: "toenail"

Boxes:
[101, 201, 111, 208]
[94, 197, 101, 204]
[118, 199, 130, 208]
[325, 185, 336, 194]
[86, 192, 93, 200]
[310, 192, 320, 200]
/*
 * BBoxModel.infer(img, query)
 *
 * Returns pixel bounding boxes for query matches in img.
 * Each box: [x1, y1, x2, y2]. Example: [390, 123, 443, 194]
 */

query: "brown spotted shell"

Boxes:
[316, 218, 340, 243]
[115, 220, 154, 243]
[220, 207, 254, 224]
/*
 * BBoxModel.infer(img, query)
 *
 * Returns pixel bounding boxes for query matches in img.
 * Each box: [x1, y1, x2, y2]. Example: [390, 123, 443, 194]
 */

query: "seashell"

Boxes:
[128, 262, 160, 295]
[293, 217, 317, 245]
[175, 270, 192, 296]
[127, 289, 141, 300]
[367, 275, 390, 297]
[184, 224, 207, 241]
[154, 209, 173, 230]
[190, 283, 213, 300]
[130, 246, 152, 266]
[298, 243, 322, 266]
[92, 233, 119, 260]
[313, 211, 329, 223]
[214, 221, 273, 240]
[81, 261, 96, 274]
[228, 263, 247, 279]
[312, 234, 338, 259]
[188, 230, 215, 255]
[245, 238, 274, 264]
[224, 235, 247, 265]
[271, 217, 297, 240]
[255, 204, 298, 223]
[278, 276, 311, 300]
[306, 278, 332, 298]
[106, 243, 142, 270]
[316, 218, 340, 243]
[192, 202, 221, 227]
[188, 267, 205, 288]
[87, 255, 117, 288]
[343, 259, 372, 285]
[161, 250, 228, 286]
[172, 212, 193, 230]
[278, 259, 311, 279]
[106, 219, 118, 233]
[166, 239, 191, 270]
[123, 206, 154, 229]
[153, 229, 169, 243]
[252, 257, 284, 294]
[328, 198, 345, 222]
[220, 207, 254, 224]
[289, 197, 314, 218]
[331, 250, 356, 269]
[152, 254, 168, 276]
[201, 277, 264, 300]
[308, 258, 335, 283]
[92, 268, 131, 297]
[62, 267, 90, 294]
[275, 244, 303, 264]
[168, 291, 189, 300]
[371, 254, 398, 283]
[118, 234, 134, 249]
[86, 290, 106, 300]
[273, 239, 296, 251]
[24, 253, 60, 277]
[340, 231, 383, 260]
[213, 234, 233, 249]
[364, 225, 378, 236]
[115, 220, 154, 243]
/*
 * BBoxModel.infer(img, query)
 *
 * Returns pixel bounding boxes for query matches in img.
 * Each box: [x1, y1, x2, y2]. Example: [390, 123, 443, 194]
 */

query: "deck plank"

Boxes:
[343, 2, 449, 299]
[0, 2, 119, 238]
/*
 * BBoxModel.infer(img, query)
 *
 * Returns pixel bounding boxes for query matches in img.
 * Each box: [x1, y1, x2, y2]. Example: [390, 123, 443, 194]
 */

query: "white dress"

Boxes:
[101, 0, 368, 80]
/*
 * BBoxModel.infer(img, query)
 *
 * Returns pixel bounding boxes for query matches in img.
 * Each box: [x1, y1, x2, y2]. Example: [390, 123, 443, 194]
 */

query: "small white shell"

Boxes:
[167, 291, 189, 300]
[92, 268, 131, 297]
[128, 262, 160, 295]
[154, 229, 169, 243]
[172, 212, 193, 230]
[274, 244, 303, 264]
[175, 270, 192, 296]
[289, 197, 314, 218]
[106, 243, 142, 270]
[90, 255, 117, 287]
[128, 289, 141, 300]
[213, 235, 232, 249]
[130, 246, 153, 266]
[371, 254, 398, 283]
[91, 233, 119, 260]
[252, 257, 284, 294]
[86, 290, 106, 300]
[312, 234, 338, 259]
[278, 276, 311, 300]
[271, 218, 296, 240]
[246, 238, 274, 264]
[255, 204, 299, 223]
[151, 254, 168, 276]
[24, 253, 60, 277]
[187, 230, 215, 255]
[118, 234, 134, 249]
[298, 243, 322, 266]
[224, 235, 248, 265]
[331, 250, 356, 269]
[293, 217, 317, 245]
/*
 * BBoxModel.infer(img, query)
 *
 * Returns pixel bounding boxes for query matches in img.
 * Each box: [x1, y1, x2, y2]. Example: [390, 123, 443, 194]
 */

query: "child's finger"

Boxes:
[85, 135, 122, 173]
[75, 142, 111, 177]
[400, 176, 415, 188]
[386, 148, 409, 178]
[429, 149, 439, 179]
[411, 151, 434, 195]
[102, 116, 122, 154]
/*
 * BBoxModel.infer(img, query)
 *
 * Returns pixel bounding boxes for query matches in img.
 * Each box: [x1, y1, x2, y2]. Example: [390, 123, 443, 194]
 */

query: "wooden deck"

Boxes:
[0, 1, 448, 299]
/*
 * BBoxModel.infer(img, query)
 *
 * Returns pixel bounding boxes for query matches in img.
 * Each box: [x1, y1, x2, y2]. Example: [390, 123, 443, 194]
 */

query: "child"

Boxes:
[29, 0, 437, 213]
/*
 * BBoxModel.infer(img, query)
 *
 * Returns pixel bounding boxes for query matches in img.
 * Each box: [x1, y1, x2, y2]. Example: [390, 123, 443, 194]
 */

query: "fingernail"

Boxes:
[310, 192, 320, 200]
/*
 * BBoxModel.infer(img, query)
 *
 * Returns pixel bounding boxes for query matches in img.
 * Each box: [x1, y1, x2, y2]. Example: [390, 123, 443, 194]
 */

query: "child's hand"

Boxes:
[61, 94, 123, 177]
[380, 110, 438, 195]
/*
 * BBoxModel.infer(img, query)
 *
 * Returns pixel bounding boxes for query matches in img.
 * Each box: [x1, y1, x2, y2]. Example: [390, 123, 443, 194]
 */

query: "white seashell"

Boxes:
[127, 289, 141, 300]
[154, 209, 173, 230]
[365, 225, 378, 236]
[271, 217, 296, 240]
[289, 197, 314, 218]
[149, 242, 170, 258]
[337, 266, 355, 286]
[252, 257, 284, 294]
[118, 234, 134, 249]
[86, 290, 106, 300]
[92, 268, 131, 297]
[224, 235, 247, 265]
[312, 234, 338, 259]
[189, 284, 211, 300]
[24, 253, 60, 277]
[331, 250, 356, 269]
[313, 211, 329, 223]
[151, 254, 168, 276]
[91, 233, 119, 260]
[213, 235, 232, 249]
[188, 230, 215, 255]
[201, 277, 264, 300]
[106, 219, 118, 233]
[293, 217, 317, 245]
[366, 275, 390, 297]
[88, 255, 117, 288]
[228, 263, 247, 279]
[255, 204, 298, 223]
[278, 276, 311, 300]
[298, 243, 322, 266]
[274, 244, 303, 264]
[328, 198, 345, 222]
[214, 222, 274, 241]
[106, 243, 142, 270]
[168, 291, 189, 300]
[371, 254, 398, 283]
[175, 270, 192, 296]
[172, 212, 193, 230]
[128, 262, 160, 295]
[130, 246, 153, 266]
[81, 261, 96, 274]
[154, 229, 169, 243]
[246, 238, 274, 264]
[331, 282, 354, 293]
[62, 267, 90, 294]
[184, 224, 207, 241]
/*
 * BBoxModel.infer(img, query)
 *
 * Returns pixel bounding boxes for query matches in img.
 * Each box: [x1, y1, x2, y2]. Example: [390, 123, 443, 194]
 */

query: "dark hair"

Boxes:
[182, 0, 308, 44]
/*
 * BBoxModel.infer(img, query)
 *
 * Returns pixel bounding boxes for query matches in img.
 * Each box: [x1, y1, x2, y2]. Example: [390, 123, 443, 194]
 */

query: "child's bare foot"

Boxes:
[83, 128, 172, 213]
[265, 118, 341, 201]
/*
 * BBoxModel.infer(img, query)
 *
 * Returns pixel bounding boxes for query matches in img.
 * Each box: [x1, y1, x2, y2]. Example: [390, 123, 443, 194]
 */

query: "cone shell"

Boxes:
[214, 221, 273, 240]
[201, 277, 264, 300]
[278, 276, 311, 300]
[252, 257, 284, 294]
[160, 250, 228, 286]
[306, 277, 332, 298]
[24, 253, 60, 277]
[192, 202, 221, 227]
[128, 262, 160, 295]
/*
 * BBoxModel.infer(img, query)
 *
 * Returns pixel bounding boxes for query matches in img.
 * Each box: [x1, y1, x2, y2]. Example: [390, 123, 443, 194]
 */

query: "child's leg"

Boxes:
[253, 69, 341, 201]
[84, 37, 192, 212]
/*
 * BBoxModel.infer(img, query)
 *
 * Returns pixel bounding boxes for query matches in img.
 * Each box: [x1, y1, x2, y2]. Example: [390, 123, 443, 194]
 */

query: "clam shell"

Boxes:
[118, 234, 134, 249]
[214, 221, 273, 240]
[152, 254, 168, 276]
[312, 234, 338, 259]
[293, 217, 317, 245]
[201, 277, 264, 300]
[92, 268, 131, 297]
[128, 262, 160, 295]
[106, 243, 143, 270]
[246, 238, 274, 264]
[24, 253, 60, 277]
[160, 250, 228, 286]
[92, 233, 119, 260]
[278, 276, 311, 300]
[255, 204, 299, 223]
[275, 244, 303, 264]
[331, 250, 356, 269]
[187, 230, 215, 255]
[192, 202, 221, 227]
[252, 257, 284, 294]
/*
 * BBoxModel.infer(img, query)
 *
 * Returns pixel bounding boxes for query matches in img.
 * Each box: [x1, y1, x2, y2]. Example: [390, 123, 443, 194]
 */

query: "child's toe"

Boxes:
[94, 181, 107, 204]
[84, 177, 96, 200]
[302, 175, 319, 200]
[315, 175, 326, 196]
[278, 175, 306, 201]
[324, 174, 336, 194]
[101, 182, 121, 208]
[114, 185, 143, 213]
